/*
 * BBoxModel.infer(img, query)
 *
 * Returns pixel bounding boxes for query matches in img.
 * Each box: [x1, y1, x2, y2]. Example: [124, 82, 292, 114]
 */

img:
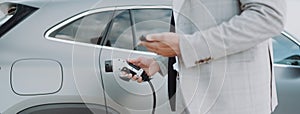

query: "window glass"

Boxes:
[133, 9, 172, 35]
[0, 13, 12, 27]
[132, 9, 172, 51]
[98, 8, 172, 51]
[0, 8, 4, 18]
[105, 10, 134, 50]
[50, 11, 113, 45]
[272, 34, 300, 65]
[0, 4, 16, 27]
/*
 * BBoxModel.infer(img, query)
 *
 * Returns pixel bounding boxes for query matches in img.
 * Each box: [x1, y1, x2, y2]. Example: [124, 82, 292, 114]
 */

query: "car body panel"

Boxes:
[0, 0, 173, 113]
[0, 0, 108, 113]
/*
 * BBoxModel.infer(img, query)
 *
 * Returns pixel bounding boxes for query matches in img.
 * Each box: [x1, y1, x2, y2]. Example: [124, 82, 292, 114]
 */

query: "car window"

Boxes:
[0, 11, 12, 27]
[133, 9, 171, 36]
[49, 11, 113, 45]
[105, 10, 134, 50]
[104, 9, 172, 51]
[0, 14, 10, 27]
[132, 9, 172, 51]
[0, 4, 16, 26]
[273, 34, 300, 66]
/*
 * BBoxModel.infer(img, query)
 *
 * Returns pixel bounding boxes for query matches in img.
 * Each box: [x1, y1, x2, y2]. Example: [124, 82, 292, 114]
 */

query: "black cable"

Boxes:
[147, 81, 156, 114]
[124, 62, 156, 114]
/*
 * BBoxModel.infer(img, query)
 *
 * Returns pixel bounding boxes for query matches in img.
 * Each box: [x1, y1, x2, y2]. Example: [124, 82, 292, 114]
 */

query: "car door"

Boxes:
[99, 7, 174, 114]
[272, 32, 300, 114]
[39, 7, 117, 114]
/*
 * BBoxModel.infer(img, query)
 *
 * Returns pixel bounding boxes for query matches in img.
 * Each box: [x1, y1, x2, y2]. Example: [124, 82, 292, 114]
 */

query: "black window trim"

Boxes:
[98, 10, 116, 46]
[0, 3, 38, 38]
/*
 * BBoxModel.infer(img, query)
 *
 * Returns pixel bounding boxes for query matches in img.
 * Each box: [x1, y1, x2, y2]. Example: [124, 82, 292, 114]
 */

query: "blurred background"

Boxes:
[285, 0, 300, 39]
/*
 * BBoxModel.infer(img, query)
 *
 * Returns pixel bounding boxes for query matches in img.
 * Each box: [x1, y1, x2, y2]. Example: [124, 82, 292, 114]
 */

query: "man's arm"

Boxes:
[179, 0, 286, 68]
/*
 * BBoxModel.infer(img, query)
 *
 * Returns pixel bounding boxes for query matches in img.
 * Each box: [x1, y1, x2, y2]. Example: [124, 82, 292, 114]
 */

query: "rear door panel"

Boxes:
[99, 7, 173, 114]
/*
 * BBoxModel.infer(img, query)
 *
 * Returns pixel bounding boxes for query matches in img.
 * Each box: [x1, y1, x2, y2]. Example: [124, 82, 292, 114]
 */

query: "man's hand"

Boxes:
[127, 57, 160, 83]
[140, 32, 180, 57]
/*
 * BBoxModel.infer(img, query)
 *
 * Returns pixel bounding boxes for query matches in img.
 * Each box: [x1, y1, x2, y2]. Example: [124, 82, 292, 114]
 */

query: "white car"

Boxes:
[0, 0, 299, 114]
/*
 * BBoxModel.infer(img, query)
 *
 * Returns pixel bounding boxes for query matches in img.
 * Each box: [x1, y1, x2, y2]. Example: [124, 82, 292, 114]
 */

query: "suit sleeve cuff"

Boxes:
[179, 33, 212, 68]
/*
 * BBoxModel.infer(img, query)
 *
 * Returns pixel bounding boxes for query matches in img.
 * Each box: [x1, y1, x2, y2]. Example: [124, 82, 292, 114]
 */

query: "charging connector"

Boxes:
[113, 59, 156, 114]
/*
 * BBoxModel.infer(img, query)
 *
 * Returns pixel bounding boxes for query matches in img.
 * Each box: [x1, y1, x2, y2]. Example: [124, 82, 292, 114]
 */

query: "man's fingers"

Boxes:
[127, 57, 142, 66]
[146, 33, 167, 42]
[127, 58, 138, 63]
[131, 75, 144, 83]
[140, 42, 159, 52]
[137, 77, 143, 83]
[131, 75, 138, 81]
[127, 73, 133, 79]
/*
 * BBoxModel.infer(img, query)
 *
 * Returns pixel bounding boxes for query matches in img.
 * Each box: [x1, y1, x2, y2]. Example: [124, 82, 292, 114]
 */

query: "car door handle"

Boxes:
[105, 60, 113, 72]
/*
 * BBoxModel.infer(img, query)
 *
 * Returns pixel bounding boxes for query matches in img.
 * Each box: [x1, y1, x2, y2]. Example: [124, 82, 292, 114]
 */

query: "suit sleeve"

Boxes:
[179, 0, 286, 68]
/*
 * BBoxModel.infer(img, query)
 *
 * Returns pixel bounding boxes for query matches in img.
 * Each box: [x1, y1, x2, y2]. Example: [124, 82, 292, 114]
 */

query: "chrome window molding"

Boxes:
[273, 63, 300, 68]
[281, 31, 300, 46]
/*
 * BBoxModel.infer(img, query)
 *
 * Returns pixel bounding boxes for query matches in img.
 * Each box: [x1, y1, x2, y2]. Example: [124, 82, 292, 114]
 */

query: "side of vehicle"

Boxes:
[0, 0, 174, 113]
[272, 32, 300, 114]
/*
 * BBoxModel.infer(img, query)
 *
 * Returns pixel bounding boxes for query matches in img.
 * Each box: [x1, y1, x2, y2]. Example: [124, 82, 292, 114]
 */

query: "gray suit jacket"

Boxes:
[156, 0, 286, 114]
